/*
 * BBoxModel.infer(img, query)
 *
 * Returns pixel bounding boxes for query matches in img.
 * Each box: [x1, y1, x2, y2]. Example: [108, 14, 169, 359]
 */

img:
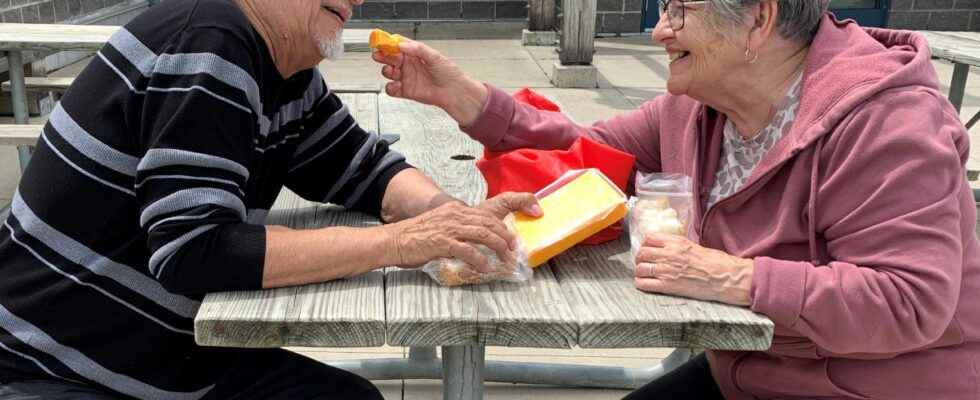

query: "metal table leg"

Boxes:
[949, 62, 970, 113]
[324, 347, 695, 394]
[7, 50, 32, 172]
[442, 345, 484, 400]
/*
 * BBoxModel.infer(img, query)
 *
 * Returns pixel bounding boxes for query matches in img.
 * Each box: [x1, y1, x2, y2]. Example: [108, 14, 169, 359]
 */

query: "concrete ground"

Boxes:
[1, 34, 978, 399]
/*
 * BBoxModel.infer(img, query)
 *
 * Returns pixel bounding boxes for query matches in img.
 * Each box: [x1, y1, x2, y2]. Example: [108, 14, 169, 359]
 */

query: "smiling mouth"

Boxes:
[668, 51, 690, 62]
[323, 6, 347, 23]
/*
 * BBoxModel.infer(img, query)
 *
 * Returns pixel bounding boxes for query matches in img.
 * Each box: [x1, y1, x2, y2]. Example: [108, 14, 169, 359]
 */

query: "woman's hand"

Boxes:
[371, 39, 489, 126]
[634, 233, 754, 306]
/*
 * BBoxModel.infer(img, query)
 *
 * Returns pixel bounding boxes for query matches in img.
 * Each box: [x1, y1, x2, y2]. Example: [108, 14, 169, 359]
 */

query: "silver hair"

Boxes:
[705, 0, 829, 44]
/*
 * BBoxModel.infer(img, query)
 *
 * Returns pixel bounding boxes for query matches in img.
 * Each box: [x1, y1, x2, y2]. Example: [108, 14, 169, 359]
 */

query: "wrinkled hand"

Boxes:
[634, 233, 754, 306]
[387, 202, 518, 272]
[476, 192, 543, 219]
[371, 39, 488, 126]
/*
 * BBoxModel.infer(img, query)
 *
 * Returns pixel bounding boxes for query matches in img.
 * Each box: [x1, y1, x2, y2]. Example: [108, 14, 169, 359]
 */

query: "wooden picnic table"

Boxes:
[194, 90, 775, 400]
[917, 31, 980, 200]
[0, 23, 370, 171]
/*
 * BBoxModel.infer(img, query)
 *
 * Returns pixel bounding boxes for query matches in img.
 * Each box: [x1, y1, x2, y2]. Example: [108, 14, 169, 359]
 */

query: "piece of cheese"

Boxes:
[513, 169, 627, 268]
[369, 29, 403, 55]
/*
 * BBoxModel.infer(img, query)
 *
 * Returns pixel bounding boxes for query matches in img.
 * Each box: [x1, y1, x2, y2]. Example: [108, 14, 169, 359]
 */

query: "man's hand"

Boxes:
[386, 202, 518, 272]
[371, 39, 489, 126]
[634, 233, 754, 306]
[476, 192, 542, 219]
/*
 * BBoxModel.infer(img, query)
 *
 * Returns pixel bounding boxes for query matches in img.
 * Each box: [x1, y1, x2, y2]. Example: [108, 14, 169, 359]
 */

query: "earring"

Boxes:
[744, 48, 759, 64]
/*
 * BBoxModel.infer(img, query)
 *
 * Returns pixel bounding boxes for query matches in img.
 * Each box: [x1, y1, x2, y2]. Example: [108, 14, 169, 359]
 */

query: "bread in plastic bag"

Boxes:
[422, 214, 533, 286]
[627, 172, 694, 268]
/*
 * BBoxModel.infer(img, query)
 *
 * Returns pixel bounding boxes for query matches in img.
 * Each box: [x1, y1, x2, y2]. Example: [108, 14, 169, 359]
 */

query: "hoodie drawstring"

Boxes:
[808, 137, 826, 265]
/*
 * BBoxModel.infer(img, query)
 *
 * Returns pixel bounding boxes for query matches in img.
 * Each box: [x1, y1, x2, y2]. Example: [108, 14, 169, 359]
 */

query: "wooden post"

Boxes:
[529, 0, 557, 32]
[559, 0, 597, 65]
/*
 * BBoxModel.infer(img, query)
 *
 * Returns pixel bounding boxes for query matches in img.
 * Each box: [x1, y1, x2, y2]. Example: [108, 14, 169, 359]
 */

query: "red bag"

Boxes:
[476, 89, 636, 245]
[511, 87, 561, 112]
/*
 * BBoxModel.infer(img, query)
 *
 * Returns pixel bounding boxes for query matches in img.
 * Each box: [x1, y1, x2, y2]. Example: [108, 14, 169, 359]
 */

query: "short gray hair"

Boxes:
[706, 0, 829, 44]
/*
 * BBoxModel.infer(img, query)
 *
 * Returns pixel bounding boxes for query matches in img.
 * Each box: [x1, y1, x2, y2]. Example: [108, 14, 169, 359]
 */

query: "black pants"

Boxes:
[623, 353, 725, 400]
[0, 348, 382, 400]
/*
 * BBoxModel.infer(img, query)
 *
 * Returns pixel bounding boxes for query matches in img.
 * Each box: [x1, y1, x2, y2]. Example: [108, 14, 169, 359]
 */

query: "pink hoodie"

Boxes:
[462, 14, 980, 400]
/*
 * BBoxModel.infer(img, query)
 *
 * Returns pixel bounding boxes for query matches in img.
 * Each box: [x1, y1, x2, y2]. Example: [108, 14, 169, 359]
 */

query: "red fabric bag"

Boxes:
[476, 89, 636, 245]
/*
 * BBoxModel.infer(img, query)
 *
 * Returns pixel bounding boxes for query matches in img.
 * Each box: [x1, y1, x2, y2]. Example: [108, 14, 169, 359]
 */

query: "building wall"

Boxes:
[0, 0, 135, 24]
[889, 0, 980, 31]
[352, 0, 642, 34]
[356, 1, 530, 22]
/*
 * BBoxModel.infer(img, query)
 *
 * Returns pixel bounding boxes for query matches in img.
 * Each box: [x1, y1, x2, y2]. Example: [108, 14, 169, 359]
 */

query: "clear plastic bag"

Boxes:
[627, 172, 694, 268]
[422, 214, 533, 286]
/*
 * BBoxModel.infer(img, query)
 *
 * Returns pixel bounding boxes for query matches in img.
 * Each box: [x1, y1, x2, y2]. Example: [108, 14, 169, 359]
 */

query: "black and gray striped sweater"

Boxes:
[0, 0, 409, 398]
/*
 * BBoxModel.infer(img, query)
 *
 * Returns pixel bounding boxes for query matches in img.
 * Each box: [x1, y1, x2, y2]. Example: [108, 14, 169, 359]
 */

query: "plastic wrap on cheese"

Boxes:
[513, 169, 628, 268]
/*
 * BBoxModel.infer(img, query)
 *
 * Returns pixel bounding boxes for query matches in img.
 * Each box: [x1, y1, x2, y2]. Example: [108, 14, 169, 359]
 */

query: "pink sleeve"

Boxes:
[461, 84, 663, 172]
[751, 89, 967, 355]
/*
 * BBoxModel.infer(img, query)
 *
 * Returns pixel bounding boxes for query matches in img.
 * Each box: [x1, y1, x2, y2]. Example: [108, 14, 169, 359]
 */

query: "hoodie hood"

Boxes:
[751, 14, 941, 177]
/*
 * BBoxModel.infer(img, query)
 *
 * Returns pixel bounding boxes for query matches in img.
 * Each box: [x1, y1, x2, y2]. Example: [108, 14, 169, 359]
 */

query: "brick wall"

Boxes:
[889, 0, 980, 31]
[352, 0, 639, 34]
[596, 0, 642, 34]
[0, 0, 132, 24]
[354, 1, 529, 21]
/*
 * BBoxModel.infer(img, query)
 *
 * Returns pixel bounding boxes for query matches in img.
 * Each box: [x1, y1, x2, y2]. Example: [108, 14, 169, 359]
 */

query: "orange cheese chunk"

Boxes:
[369, 29, 403, 55]
[513, 169, 628, 268]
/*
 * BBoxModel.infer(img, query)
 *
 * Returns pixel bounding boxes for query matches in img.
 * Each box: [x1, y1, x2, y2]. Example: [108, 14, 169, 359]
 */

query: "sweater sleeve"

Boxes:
[750, 89, 968, 355]
[284, 71, 412, 216]
[461, 84, 664, 172]
[135, 27, 266, 295]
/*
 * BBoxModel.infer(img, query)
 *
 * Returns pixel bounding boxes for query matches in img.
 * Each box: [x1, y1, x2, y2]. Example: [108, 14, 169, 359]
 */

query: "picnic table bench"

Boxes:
[0, 23, 370, 171]
[194, 90, 775, 400]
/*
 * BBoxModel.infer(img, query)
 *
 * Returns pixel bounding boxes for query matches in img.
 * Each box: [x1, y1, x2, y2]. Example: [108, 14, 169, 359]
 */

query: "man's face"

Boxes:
[304, 0, 361, 60]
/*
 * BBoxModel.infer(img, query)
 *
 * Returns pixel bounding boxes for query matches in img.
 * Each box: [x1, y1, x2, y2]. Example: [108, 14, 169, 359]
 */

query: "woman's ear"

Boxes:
[745, 0, 779, 54]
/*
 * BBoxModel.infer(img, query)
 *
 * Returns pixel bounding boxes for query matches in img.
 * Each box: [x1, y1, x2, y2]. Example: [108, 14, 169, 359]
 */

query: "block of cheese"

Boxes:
[369, 29, 403, 55]
[513, 169, 628, 268]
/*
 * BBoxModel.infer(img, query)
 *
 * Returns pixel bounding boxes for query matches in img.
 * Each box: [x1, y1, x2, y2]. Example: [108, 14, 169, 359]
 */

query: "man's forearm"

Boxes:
[380, 168, 462, 223]
[260, 169, 455, 288]
[262, 224, 399, 288]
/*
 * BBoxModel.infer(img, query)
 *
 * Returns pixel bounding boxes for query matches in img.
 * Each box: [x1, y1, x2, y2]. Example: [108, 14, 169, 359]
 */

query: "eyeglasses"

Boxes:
[658, 0, 707, 31]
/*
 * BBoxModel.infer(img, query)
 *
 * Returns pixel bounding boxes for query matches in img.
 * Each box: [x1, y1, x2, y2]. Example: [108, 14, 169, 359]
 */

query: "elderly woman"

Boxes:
[373, 0, 980, 399]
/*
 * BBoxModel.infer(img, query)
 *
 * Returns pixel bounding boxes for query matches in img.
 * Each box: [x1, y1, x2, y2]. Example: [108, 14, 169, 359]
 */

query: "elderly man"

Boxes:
[0, 0, 538, 399]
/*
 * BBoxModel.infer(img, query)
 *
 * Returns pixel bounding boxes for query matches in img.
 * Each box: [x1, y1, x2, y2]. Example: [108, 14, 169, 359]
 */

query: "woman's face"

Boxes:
[653, 2, 746, 97]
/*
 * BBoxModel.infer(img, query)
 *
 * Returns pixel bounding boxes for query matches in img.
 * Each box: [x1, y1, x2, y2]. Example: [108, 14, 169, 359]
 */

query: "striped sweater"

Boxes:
[0, 0, 409, 398]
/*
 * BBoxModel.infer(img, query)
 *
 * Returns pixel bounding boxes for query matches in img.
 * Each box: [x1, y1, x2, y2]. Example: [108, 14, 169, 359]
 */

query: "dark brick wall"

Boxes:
[596, 0, 641, 34]
[356, 0, 527, 21]
[890, 0, 980, 31]
[354, 0, 636, 34]
[0, 0, 130, 23]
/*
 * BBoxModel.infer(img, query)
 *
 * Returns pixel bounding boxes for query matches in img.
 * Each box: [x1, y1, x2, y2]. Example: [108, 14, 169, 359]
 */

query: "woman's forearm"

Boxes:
[442, 77, 489, 127]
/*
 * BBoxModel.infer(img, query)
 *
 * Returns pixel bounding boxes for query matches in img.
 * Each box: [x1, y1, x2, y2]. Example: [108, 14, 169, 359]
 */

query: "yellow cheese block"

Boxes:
[514, 169, 628, 268]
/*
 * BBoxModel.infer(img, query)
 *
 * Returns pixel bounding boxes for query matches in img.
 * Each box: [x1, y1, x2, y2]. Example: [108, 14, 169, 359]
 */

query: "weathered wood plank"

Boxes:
[0, 23, 371, 52]
[558, 0, 597, 65]
[550, 239, 774, 350]
[337, 92, 379, 133]
[0, 124, 41, 146]
[921, 31, 980, 67]
[380, 94, 578, 348]
[1, 77, 72, 92]
[528, 0, 557, 32]
[0, 24, 116, 51]
[195, 189, 386, 348]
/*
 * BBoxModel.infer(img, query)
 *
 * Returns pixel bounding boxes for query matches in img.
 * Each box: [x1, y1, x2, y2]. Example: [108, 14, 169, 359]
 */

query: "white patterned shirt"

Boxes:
[706, 74, 804, 209]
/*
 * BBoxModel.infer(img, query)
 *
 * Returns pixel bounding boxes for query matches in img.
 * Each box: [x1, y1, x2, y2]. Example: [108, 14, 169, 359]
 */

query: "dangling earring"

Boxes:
[744, 48, 759, 64]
